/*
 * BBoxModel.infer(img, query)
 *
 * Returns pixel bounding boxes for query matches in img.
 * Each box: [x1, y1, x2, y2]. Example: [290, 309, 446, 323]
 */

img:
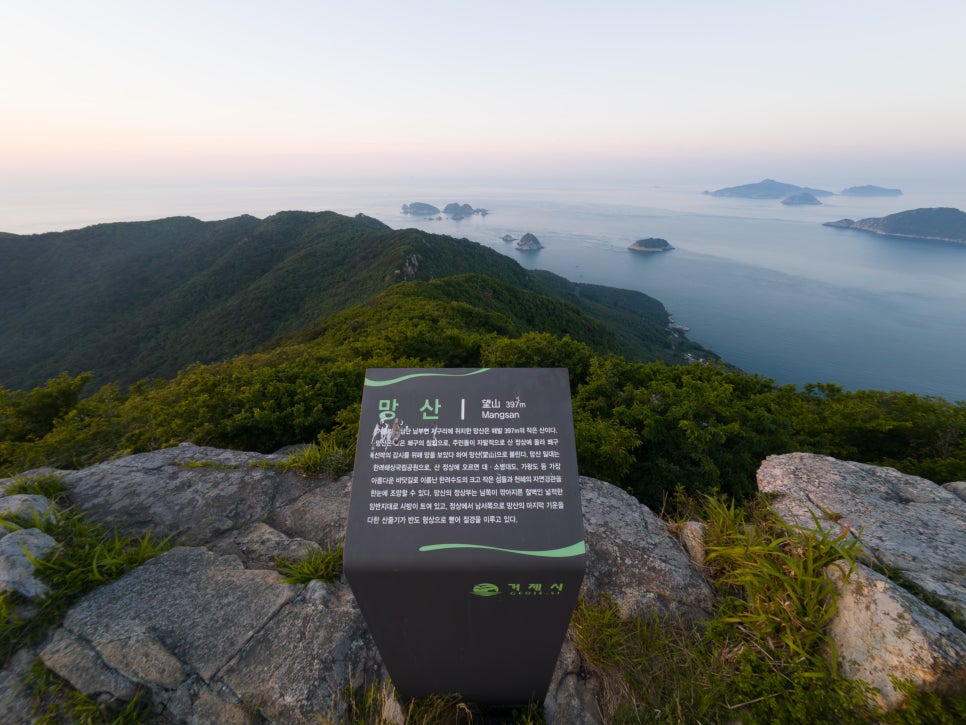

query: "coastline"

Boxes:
[824, 221, 966, 245]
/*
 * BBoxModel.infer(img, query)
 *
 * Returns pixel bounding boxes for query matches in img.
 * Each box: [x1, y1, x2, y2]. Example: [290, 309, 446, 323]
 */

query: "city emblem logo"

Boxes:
[471, 582, 501, 597]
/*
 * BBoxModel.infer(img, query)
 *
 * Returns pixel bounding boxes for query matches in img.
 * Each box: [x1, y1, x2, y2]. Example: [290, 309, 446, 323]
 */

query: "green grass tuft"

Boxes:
[279, 440, 353, 478]
[275, 544, 344, 585]
[2, 473, 70, 505]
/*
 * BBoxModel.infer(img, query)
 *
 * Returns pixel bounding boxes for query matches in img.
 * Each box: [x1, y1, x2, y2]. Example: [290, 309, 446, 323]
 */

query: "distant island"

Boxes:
[840, 185, 903, 197]
[516, 232, 543, 251]
[628, 237, 673, 252]
[501, 234, 516, 242]
[703, 179, 834, 199]
[704, 179, 904, 201]
[781, 192, 822, 206]
[402, 202, 487, 218]
[443, 202, 488, 218]
[824, 207, 966, 244]
[401, 202, 439, 215]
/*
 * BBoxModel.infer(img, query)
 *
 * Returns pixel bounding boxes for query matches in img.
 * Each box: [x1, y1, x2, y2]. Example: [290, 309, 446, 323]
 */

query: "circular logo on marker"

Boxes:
[472, 582, 501, 597]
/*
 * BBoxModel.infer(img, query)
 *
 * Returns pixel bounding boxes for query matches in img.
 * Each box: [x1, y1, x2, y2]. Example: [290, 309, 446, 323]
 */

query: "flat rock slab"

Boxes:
[41, 546, 296, 719]
[59, 443, 322, 545]
[39, 545, 385, 723]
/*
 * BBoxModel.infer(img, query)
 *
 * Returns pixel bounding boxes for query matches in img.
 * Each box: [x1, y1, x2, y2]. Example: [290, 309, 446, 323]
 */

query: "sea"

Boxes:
[3, 177, 965, 402]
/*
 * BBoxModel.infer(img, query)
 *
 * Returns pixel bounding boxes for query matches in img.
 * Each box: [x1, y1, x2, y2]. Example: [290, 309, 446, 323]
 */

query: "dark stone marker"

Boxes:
[344, 368, 585, 705]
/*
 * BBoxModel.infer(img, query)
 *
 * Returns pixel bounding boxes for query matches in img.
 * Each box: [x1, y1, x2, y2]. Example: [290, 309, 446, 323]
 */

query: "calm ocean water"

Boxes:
[3, 178, 965, 401]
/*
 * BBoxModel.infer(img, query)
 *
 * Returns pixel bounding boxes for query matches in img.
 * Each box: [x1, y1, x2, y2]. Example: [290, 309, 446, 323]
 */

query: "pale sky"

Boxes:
[3, 0, 966, 182]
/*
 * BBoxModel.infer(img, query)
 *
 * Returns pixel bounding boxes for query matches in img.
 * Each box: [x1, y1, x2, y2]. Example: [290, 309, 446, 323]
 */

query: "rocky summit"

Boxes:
[1, 446, 964, 722]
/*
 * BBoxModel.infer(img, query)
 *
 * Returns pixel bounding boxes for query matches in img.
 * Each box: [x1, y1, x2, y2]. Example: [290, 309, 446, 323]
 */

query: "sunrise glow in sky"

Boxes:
[3, 0, 966, 183]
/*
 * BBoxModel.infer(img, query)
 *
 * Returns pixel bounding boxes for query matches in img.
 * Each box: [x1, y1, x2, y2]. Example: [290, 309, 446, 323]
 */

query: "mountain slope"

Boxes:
[0, 211, 711, 389]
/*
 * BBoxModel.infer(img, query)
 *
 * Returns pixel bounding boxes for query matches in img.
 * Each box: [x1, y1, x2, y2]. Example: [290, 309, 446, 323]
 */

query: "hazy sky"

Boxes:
[4, 1, 966, 183]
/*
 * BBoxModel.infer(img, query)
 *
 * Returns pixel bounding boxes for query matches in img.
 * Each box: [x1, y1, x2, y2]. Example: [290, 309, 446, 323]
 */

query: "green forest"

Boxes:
[2, 211, 964, 507]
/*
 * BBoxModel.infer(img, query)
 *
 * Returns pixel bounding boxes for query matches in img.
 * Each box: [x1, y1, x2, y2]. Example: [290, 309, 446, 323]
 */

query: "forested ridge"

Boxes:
[2, 211, 965, 508]
[0, 211, 706, 390]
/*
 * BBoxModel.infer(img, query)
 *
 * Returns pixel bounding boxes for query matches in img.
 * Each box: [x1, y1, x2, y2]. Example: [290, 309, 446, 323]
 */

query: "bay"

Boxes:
[356, 184, 966, 402]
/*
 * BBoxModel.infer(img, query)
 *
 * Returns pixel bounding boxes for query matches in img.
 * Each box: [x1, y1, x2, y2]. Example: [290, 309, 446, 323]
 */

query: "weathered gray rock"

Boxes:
[758, 453, 966, 709]
[577, 476, 713, 622]
[0, 527, 58, 598]
[213, 520, 323, 569]
[677, 520, 707, 568]
[757, 453, 966, 625]
[944, 481, 966, 503]
[826, 561, 966, 710]
[40, 546, 299, 720]
[39, 544, 386, 723]
[59, 443, 321, 545]
[264, 472, 352, 549]
[214, 579, 384, 723]
[0, 494, 55, 529]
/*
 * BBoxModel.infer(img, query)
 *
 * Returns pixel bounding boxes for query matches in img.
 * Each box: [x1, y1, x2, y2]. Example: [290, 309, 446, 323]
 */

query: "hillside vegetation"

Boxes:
[2, 212, 965, 508]
[0, 212, 707, 390]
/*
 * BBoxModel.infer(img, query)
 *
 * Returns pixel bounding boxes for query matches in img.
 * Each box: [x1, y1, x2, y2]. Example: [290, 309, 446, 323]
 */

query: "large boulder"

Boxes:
[59, 443, 323, 545]
[757, 453, 966, 624]
[758, 453, 966, 707]
[826, 561, 966, 710]
[576, 476, 713, 622]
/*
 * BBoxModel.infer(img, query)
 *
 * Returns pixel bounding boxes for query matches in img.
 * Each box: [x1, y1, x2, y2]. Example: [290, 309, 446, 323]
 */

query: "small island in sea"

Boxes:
[515, 232, 543, 251]
[824, 207, 966, 244]
[704, 179, 903, 202]
[443, 202, 488, 218]
[628, 237, 673, 252]
[402, 202, 488, 218]
[703, 178, 834, 199]
[501, 234, 516, 242]
[401, 202, 440, 215]
[781, 192, 822, 206]
[839, 185, 903, 197]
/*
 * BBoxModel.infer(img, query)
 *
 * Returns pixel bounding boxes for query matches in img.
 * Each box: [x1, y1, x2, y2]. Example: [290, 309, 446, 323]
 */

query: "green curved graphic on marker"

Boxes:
[418, 541, 586, 558]
[365, 369, 490, 387]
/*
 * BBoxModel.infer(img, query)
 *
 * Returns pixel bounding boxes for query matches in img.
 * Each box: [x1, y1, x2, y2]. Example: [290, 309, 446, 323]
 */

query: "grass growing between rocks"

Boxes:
[27, 657, 152, 724]
[275, 543, 344, 584]
[1, 473, 72, 504]
[280, 413, 358, 478]
[279, 439, 354, 478]
[0, 475, 173, 662]
[570, 496, 878, 724]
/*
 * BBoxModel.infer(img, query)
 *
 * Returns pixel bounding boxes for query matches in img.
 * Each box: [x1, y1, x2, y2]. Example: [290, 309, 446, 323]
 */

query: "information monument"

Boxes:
[344, 368, 585, 705]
